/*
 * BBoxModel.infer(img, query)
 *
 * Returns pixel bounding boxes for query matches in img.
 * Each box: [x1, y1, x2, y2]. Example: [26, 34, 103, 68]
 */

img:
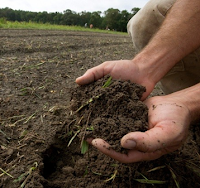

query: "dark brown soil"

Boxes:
[69, 76, 148, 152]
[1, 29, 200, 188]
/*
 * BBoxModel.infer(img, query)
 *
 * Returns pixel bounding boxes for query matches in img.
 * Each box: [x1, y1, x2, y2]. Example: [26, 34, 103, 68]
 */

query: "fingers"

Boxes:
[121, 125, 181, 153]
[88, 138, 165, 163]
[75, 69, 97, 85]
[87, 123, 182, 163]
[76, 63, 109, 85]
[90, 138, 124, 161]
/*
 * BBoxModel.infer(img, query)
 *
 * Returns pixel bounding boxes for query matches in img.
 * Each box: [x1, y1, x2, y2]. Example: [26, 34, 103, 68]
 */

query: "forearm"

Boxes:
[133, 0, 200, 84]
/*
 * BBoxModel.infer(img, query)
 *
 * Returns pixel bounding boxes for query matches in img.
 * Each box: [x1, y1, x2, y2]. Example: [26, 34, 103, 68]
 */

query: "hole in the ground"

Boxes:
[42, 145, 62, 179]
[40, 136, 82, 187]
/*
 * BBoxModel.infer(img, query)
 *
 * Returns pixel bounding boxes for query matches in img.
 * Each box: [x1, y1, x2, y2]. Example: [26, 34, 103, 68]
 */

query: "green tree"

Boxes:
[0, 6, 141, 31]
[62, 9, 78, 25]
[79, 11, 91, 27]
[104, 8, 121, 30]
[131, 7, 140, 16]
[118, 10, 131, 32]
[0, 7, 15, 21]
[89, 11, 102, 28]
[52, 12, 63, 24]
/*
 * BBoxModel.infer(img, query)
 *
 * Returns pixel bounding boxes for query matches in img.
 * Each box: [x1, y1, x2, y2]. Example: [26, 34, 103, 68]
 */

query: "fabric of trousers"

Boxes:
[127, 0, 200, 94]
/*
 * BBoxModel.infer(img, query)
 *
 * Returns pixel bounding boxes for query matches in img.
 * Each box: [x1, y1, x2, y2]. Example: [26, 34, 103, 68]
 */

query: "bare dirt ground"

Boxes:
[0, 29, 200, 188]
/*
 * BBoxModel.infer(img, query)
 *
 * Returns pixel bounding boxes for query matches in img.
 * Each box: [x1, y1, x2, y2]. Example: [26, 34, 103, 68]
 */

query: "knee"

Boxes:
[127, 0, 176, 51]
[127, 1, 161, 51]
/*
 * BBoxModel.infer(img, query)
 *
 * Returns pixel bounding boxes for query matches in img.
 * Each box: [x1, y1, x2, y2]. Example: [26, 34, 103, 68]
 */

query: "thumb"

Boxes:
[121, 126, 182, 153]
[76, 63, 107, 85]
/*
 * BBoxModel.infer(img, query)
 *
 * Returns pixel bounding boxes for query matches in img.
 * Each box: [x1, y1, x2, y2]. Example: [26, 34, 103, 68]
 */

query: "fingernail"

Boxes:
[125, 140, 136, 149]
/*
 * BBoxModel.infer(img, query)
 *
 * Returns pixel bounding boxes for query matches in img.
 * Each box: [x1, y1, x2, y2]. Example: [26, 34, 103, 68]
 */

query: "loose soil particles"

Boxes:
[0, 29, 200, 188]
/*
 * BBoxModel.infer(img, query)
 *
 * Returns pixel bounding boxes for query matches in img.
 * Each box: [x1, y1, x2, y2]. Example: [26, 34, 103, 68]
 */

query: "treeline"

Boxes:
[0, 7, 140, 32]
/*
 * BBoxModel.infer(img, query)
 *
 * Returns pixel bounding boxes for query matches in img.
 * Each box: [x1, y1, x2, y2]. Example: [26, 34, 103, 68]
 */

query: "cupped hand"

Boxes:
[87, 95, 191, 163]
[76, 60, 155, 100]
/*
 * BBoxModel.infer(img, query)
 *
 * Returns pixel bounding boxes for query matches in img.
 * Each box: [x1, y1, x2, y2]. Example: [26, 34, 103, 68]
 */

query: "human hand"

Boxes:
[76, 60, 155, 100]
[87, 94, 191, 163]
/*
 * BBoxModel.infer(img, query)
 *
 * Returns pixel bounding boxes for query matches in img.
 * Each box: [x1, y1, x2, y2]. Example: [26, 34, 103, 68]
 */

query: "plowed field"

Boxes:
[0, 29, 200, 188]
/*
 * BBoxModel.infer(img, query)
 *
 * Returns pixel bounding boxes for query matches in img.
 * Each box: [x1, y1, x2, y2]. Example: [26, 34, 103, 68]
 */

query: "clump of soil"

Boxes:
[70, 76, 148, 152]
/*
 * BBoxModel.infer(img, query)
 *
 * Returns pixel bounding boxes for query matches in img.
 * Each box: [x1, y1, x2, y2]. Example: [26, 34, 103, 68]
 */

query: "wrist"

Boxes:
[132, 43, 179, 85]
[169, 83, 200, 122]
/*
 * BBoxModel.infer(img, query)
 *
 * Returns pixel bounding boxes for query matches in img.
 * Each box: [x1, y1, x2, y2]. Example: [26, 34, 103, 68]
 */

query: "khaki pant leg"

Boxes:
[127, 0, 200, 94]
